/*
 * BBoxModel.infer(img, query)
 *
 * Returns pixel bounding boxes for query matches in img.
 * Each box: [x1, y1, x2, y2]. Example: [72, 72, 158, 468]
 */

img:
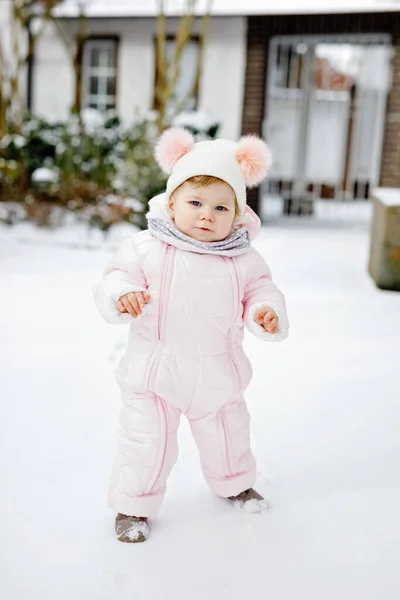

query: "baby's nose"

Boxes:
[201, 207, 214, 221]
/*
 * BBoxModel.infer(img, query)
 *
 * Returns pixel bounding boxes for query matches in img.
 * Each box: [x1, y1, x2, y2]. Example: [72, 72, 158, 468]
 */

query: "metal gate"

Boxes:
[263, 35, 393, 217]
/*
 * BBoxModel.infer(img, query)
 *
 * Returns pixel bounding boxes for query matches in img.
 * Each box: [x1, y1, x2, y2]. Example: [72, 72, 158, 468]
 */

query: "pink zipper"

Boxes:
[147, 244, 174, 390]
[145, 244, 174, 494]
[228, 258, 241, 390]
[219, 258, 243, 478]
[157, 244, 172, 340]
[158, 245, 174, 343]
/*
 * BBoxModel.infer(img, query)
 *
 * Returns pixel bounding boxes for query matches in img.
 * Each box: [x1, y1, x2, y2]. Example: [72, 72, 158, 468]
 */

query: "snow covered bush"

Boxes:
[118, 118, 167, 228]
[172, 110, 220, 140]
[0, 111, 167, 230]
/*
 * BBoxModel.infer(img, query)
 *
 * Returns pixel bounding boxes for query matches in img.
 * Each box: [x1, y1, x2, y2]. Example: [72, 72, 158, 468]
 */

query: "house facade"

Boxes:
[32, 15, 247, 141]
[3, 0, 400, 212]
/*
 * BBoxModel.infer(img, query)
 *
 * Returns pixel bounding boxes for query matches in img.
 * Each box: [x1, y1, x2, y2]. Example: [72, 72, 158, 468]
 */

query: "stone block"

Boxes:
[369, 188, 400, 291]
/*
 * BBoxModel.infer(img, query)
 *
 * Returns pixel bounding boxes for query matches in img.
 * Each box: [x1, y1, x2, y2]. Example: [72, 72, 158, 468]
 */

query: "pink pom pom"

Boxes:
[235, 136, 272, 187]
[154, 128, 195, 174]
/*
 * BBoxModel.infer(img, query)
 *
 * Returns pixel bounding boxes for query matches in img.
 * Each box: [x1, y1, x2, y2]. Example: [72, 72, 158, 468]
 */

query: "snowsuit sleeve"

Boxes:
[93, 236, 147, 324]
[243, 251, 289, 342]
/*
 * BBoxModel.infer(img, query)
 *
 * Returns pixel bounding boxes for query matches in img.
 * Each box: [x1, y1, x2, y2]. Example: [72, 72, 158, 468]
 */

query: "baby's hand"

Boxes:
[254, 306, 279, 334]
[117, 291, 150, 318]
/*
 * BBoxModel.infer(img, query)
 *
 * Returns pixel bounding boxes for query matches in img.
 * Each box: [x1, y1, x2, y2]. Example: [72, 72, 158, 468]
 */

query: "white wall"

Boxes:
[200, 17, 246, 139]
[33, 16, 247, 138]
[33, 21, 74, 121]
[0, 1, 10, 28]
[115, 20, 154, 121]
[34, 18, 155, 122]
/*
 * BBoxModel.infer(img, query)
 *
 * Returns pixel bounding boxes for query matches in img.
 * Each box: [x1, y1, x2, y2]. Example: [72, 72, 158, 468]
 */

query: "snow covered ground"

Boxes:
[1, 216, 400, 599]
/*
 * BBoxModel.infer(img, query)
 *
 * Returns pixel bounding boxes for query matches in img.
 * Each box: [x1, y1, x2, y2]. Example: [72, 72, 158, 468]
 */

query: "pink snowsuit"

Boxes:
[94, 194, 289, 517]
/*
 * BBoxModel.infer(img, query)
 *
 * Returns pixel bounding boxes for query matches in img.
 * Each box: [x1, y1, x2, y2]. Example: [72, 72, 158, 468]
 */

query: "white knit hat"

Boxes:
[154, 128, 272, 214]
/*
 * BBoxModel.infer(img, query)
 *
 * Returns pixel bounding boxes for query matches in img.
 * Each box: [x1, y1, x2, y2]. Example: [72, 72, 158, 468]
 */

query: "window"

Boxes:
[154, 37, 199, 112]
[82, 38, 118, 111]
[166, 38, 199, 110]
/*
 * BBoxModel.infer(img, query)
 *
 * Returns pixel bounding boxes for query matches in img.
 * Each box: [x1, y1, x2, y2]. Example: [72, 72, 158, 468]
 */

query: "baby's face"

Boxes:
[168, 181, 237, 242]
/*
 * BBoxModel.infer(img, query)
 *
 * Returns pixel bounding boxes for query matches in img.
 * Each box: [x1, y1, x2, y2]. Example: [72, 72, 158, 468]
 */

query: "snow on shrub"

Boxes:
[0, 111, 167, 230]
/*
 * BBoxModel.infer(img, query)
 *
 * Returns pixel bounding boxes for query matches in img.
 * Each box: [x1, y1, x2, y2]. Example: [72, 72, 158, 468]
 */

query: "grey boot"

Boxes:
[115, 513, 150, 543]
[228, 488, 270, 513]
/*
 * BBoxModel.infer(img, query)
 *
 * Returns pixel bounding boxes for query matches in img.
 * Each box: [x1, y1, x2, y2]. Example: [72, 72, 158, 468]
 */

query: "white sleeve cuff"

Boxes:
[246, 301, 289, 342]
[93, 282, 149, 325]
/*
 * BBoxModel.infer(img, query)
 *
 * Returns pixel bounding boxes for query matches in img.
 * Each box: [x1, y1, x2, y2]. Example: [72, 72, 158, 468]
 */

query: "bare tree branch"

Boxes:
[155, 0, 214, 132]
[167, 5, 196, 99]
[173, 0, 213, 118]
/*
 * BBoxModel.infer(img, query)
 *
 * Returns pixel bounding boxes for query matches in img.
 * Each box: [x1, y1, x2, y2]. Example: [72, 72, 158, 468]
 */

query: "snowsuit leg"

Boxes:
[108, 390, 180, 517]
[187, 396, 256, 498]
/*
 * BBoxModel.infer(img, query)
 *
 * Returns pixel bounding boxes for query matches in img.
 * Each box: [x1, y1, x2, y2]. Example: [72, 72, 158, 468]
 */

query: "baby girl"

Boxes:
[94, 128, 289, 543]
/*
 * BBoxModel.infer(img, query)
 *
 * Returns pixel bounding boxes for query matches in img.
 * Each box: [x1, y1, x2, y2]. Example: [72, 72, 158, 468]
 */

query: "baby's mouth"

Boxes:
[196, 226, 213, 232]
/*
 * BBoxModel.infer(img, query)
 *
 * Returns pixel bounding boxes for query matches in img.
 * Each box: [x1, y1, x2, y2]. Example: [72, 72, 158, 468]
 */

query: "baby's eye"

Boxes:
[215, 205, 228, 211]
[190, 201, 201, 207]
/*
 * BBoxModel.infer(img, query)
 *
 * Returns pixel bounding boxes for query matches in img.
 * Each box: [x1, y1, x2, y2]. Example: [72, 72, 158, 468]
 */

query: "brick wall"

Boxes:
[241, 12, 400, 213]
[381, 37, 400, 186]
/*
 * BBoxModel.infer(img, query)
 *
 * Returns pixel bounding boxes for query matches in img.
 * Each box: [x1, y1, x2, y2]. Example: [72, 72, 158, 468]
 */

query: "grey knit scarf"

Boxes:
[147, 216, 250, 252]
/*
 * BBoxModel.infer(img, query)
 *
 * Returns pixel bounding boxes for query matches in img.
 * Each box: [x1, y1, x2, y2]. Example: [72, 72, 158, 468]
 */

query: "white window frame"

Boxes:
[82, 38, 117, 111]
